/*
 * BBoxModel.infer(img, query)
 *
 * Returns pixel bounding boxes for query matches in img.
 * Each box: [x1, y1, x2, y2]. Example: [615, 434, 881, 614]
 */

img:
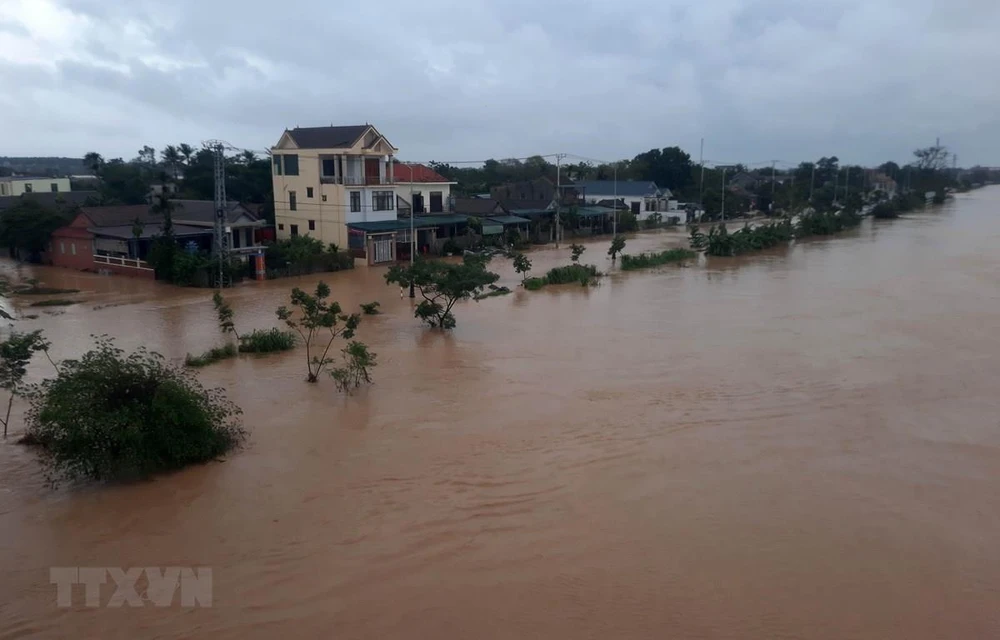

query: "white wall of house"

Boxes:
[581, 192, 674, 220]
[0, 177, 71, 196]
[395, 183, 453, 214]
[344, 186, 398, 224]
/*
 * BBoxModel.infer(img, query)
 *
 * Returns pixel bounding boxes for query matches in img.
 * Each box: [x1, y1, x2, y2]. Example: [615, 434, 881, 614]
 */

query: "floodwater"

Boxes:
[2, 189, 1000, 639]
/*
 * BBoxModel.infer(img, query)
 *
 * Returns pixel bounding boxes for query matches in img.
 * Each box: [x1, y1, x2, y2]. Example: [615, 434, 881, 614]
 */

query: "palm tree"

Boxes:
[83, 152, 104, 177]
[178, 143, 194, 167]
[239, 150, 256, 165]
[161, 145, 182, 180]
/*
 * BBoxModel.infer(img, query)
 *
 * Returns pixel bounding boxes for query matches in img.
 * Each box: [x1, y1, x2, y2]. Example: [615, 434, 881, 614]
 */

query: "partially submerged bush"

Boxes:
[185, 343, 237, 367]
[238, 328, 296, 353]
[544, 263, 600, 286]
[620, 248, 697, 271]
[360, 301, 381, 315]
[26, 337, 245, 482]
[523, 277, 546, 291]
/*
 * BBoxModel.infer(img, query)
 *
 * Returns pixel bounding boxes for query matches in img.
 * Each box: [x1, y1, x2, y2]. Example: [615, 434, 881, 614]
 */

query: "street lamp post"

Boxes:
[613, 163, 618, 236]
[409, 164, 415, 298]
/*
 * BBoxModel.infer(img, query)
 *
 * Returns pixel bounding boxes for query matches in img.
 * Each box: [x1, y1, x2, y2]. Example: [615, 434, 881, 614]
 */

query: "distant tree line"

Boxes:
[81, 145, 274, 221]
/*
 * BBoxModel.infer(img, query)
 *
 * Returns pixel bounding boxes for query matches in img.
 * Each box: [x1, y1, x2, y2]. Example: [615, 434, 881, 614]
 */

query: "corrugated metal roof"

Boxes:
[347, 214, 468, 233]
[485, 215, 530, 225]
[575, 206, 614, 218]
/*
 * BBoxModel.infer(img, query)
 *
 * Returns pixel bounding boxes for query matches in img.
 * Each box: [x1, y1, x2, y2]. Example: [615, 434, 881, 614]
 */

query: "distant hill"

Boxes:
[0, 157, 88, 177]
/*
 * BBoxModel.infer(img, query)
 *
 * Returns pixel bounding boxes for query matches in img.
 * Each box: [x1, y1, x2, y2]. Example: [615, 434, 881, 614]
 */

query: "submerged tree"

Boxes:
[385, 255, 499, 329]
[0, 330, 50, 438]
[608, 235, 626, 261]
[330, 341, 378, 394]
[570, 244, 586, 263]
[213, 290, 239, 342]
[512, 252, 532, 282]
[276, 282, 361, 382]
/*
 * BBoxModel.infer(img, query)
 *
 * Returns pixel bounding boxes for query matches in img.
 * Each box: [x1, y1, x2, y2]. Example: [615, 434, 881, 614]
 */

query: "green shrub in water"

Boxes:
[26, 337, 246, 482]
[238, 328, 296, 353]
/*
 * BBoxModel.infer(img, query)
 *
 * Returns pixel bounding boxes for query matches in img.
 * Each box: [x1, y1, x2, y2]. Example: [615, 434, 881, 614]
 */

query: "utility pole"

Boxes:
[720, 166, 727, 223]
[206, 141, 229, 288]
[699, 137, 705, 206]
[809, 164, 816, 204]
[844, 166, 849, 202]
[408, 163, 415, 298]
[554, 153, 565, 247]
[770, 160, 776, 213]
[612, 162, 618, 236]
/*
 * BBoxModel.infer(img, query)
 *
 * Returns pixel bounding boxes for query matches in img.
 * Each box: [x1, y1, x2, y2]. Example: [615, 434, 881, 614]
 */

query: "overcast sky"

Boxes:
[2, 0, 998, 168]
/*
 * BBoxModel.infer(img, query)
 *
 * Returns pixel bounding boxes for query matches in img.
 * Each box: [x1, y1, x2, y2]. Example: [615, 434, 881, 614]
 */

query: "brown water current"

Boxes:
[2, 189, 1000, 638]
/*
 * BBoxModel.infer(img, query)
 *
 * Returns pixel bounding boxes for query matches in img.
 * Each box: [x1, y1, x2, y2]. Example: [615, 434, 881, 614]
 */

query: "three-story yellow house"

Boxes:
[271, 124, 399, 248]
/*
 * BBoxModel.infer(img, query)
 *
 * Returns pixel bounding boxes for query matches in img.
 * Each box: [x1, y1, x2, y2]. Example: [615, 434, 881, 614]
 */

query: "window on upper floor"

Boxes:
[307, 187, 313, 198]
[429, 191, 443, 213]
[290, 224, 299, 236]
[372, 190, 393, 211]
[284, 154, 299, 176]
[51, 183, 59, 192]
[322, 158, 336, 176]
[289, 191, 297, 211]
[308, 220, 316, 231]
[272, 155, 282, 175]
[278, 223, 284, 231]
[350, 191, 361, 212]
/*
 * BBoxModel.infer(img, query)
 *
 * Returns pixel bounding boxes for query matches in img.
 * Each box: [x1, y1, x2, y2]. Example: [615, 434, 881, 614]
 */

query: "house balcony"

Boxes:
[321, 175, 394, 186]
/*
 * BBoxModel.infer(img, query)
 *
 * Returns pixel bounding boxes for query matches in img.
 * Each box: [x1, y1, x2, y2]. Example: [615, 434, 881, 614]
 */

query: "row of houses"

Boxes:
[48, 200, 266, 278]
[270, 123, 682, 264]
[11, 122, 685, 278]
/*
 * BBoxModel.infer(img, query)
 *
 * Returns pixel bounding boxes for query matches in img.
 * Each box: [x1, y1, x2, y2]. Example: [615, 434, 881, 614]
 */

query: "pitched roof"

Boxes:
[78, 200, 259, 228]
[452, 198, 506, 215]
[574, 180, 661, 197]
[171, 200, 259, 225]
[285, 125, 370, 149]
[501, 198, 554, 213]
[78, 205, 152, 227]
[90, 224, 212, 240]
[392, 163, 451, 183]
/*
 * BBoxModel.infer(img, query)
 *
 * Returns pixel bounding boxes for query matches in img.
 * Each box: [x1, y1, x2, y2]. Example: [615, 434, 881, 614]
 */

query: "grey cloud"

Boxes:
[5, 0, 1000, 166]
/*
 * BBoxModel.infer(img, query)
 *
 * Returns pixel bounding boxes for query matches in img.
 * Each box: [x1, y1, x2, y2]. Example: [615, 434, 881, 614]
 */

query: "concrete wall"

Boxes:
[396, 183, 452, 214]
[50, 236, 95, 271]
[0, 177, 71, 196]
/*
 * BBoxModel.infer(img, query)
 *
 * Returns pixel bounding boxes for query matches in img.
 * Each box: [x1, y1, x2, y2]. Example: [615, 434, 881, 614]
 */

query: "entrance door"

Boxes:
[365, 158, 380, 185]
[372, 236, 393, 264]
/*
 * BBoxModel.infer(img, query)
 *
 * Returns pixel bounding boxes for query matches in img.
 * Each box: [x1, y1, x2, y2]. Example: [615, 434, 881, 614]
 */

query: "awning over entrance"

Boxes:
[346, 214, 469, 234]
[485, 215, 531, 225]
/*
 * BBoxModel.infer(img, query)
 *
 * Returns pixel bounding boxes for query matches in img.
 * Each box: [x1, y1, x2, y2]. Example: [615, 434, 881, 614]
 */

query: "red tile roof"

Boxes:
[392, 163, 449, 183]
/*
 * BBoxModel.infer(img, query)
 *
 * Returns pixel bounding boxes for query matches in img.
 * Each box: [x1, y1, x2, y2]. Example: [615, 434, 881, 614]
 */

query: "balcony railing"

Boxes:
[94, 254, 154, 271]
[323, 175, 394, 186]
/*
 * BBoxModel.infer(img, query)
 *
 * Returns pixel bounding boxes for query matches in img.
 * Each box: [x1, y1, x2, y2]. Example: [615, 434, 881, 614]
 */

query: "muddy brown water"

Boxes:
[2, 190, 1000, 639]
